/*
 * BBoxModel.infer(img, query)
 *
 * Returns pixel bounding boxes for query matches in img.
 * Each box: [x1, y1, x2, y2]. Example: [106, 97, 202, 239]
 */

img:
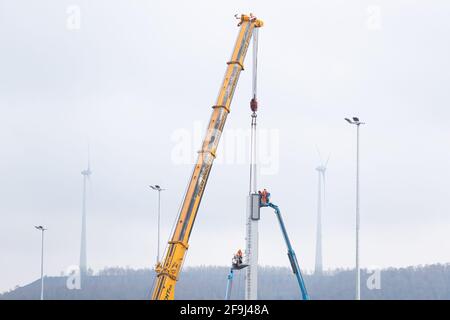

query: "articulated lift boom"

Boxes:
[151, 14, 263, 300]
[260, 190, 310, 300]
[224, 191, 310, 300]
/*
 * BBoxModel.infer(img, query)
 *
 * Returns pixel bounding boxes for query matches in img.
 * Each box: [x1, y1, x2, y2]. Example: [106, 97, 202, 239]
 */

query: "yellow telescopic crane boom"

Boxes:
[151, 14, 263, 300]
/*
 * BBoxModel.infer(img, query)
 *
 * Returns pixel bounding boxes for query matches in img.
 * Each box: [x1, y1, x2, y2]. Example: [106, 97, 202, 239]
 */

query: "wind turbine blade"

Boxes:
[315, 145, 323, 164]
[325, 153, 331, 168]
[322, 171, 326, 207]
[86, 145, 93, 197]
[87, 143, 91, 172]
[89, 174, 93, 198]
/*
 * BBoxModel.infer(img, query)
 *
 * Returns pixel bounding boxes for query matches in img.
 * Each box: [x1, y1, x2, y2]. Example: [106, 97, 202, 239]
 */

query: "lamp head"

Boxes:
[150, 185, 165, 191]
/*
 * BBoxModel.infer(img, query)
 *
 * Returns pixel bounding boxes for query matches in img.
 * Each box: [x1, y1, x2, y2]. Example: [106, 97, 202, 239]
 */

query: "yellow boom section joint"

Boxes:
[168, 240, 189, 249]
[212, 105, 231, 113]
[227, 60, 244, 70]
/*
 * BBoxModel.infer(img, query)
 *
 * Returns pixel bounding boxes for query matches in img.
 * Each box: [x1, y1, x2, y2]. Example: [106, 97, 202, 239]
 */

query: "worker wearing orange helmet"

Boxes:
[236, 249, 243, 265]
[259, 189, 269, 205]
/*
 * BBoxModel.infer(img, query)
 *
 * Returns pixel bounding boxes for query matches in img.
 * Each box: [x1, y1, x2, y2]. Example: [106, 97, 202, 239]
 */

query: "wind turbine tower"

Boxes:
[80, 154, 91, 276]
[315, 155, 328, 275]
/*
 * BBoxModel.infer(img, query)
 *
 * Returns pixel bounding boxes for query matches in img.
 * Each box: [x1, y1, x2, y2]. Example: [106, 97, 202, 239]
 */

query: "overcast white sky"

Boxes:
[1, 0, 450, 293]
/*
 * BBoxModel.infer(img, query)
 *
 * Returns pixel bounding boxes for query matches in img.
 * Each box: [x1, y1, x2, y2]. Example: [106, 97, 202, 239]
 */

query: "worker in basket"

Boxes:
[259, 189, 270, 205]
[233, 249, 243, 266]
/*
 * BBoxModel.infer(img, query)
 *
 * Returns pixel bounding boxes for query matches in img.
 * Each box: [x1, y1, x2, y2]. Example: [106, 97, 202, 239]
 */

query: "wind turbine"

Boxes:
[80, 149, 92, 278]
[315, 149, 329, 276]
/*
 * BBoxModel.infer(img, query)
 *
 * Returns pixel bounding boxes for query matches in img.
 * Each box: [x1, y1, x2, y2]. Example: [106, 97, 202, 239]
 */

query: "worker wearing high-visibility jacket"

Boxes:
[259, 189, 270, 205]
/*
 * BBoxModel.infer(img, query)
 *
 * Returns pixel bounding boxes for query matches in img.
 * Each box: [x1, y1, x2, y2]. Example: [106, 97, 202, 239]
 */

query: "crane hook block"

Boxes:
[250, 98, 258, 112]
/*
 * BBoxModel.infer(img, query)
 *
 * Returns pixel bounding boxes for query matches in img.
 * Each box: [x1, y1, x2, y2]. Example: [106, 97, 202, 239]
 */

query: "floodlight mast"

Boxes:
[35, 226, 47, 300]
[345, 116, 365, 300]
[80, 159, 91, 277]
[150, 185, 166, 265]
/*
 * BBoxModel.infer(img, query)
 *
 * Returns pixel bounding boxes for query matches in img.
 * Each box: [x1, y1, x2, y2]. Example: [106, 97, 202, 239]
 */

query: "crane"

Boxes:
[259, 190, 310, 300]
[151, 14, 263, 300]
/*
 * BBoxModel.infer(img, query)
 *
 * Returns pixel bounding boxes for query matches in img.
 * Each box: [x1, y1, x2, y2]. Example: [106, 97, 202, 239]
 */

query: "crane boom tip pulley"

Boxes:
[236, 13, 264, 28]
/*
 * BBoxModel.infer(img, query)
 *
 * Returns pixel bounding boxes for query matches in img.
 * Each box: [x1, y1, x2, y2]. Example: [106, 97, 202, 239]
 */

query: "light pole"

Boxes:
[80, 163, 91, 277]
[35, 225, 47, 300]
[345, 117, 365, 300]
[150, 185, 166, 265]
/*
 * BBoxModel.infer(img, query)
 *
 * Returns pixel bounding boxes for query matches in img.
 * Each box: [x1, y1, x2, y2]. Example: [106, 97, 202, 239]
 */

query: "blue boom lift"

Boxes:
[225, 190, 309, 300]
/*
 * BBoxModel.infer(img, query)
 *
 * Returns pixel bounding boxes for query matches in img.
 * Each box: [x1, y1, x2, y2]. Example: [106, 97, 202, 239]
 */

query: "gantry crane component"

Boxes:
[259, 190, 310, 300]
[151, 14, 263, 300]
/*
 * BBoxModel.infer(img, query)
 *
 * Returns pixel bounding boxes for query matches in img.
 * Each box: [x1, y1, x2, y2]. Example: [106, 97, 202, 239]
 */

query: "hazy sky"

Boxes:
[1, 0, 450, 293]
